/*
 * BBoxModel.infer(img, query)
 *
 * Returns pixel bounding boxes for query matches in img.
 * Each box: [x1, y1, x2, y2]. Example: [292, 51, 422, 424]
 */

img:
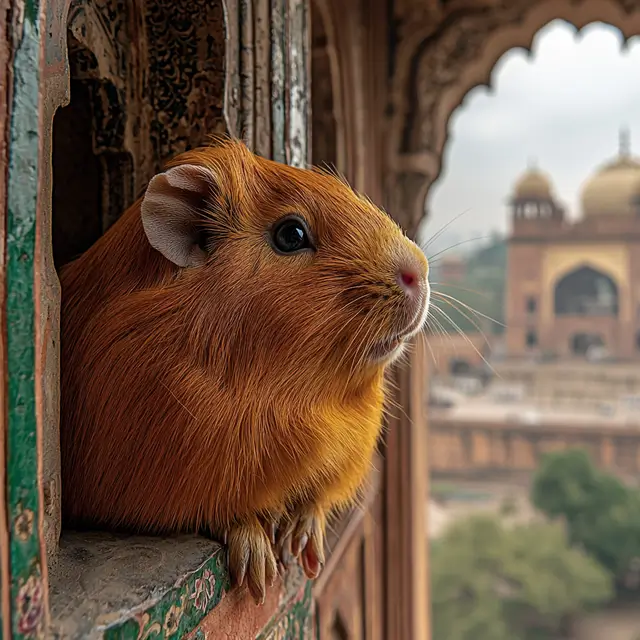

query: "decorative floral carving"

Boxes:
[189, 568, 216, 612]
[103, 551, 230, 639]
[14, 507, 35, 541]
[163, 599, 185, 636]
[256, 582, 313, 640]
[135, 612, 162, 640]
[16, 573, 45, 636]
[145, 0, 227, 164]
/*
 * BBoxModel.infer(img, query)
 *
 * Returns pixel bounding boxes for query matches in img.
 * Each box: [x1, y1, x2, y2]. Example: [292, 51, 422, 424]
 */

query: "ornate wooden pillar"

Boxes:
[384, 334, 430, 640]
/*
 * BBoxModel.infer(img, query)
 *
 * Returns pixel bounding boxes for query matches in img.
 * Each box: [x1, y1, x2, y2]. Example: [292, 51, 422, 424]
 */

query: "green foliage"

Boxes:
[499, 494, 519, 518]
[431, 481, 461, 501]
[532, 449, 640, 584]
[431, 514, 613, 640]
[431, 237, 506, 336]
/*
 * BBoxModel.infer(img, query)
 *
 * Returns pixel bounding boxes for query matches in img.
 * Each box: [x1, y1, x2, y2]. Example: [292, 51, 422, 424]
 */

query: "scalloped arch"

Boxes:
[388, 0, 640, 234]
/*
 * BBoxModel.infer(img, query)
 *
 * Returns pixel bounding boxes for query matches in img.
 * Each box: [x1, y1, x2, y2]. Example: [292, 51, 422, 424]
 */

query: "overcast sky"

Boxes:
[419, 20, 640, 251]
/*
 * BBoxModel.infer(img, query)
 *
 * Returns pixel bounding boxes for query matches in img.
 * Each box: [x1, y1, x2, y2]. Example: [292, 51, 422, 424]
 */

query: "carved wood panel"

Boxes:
[312, 458, 384, 640]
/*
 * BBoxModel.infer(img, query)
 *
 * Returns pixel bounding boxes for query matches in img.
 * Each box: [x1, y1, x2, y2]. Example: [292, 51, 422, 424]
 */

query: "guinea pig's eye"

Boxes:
[270, 215, 314, 255]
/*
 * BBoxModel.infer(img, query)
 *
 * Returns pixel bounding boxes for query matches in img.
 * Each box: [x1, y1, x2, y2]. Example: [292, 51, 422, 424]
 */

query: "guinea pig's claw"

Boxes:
[227, 520, 278, 605]
[265, 520, 276, 545]
[301, 537, 323, 579]
[291, 532, 308, 557]
[274, 520, 295, 564]
[276, 504, 326, 581]
[297, 512, 325, 579]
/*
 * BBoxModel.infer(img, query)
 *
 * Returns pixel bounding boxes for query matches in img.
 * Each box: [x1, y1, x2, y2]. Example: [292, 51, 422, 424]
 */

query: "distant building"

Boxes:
[438, 254, 466, 283]
[506, 130, 640, 361]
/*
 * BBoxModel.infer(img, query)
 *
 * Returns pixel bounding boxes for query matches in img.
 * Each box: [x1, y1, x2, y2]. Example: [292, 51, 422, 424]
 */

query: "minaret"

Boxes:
[619, 125, 631, 159]
[510, 160, 558, 222]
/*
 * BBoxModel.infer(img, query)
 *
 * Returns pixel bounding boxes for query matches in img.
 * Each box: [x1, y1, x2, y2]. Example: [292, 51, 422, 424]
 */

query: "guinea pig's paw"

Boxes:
[281, 504, 326, 580]
[227, 519, 278, 605]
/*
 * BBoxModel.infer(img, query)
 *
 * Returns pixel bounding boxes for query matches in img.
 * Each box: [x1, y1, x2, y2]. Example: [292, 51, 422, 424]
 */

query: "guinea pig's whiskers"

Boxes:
[340, 297, 387, 375]
[421, 331, 439, 367]
[429, 304, 496, 376]
[422, 209, 472, 252]
[291, 289, 376, 363]
[422, 319, 451, 367]
[303, 288, 375, 338]
[351, 313, 384, 376]
[430, 282, 491, 300]
[427, 235, 490, 263]
[426, 313, 449, 342]
[432, 295, 489, 343]
[350, 300, 399, 378]
[432, 290, 505, 330]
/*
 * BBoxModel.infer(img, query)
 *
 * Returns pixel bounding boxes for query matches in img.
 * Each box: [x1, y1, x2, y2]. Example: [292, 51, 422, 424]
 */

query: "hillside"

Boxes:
[429, 235, 506, 336]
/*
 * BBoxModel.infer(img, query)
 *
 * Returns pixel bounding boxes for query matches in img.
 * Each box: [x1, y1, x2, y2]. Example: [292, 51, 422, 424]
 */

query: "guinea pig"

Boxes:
[59, 138, 429, 604]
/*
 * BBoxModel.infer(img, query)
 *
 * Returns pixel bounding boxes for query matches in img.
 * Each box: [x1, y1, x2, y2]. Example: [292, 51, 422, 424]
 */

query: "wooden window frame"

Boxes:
[1, 0, 318, 637]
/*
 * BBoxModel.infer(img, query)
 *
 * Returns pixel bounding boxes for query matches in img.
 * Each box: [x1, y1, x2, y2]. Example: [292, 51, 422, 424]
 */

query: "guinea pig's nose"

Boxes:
[396, 257, 427, 298]
[393, 249, 429, 335]
[397, 268, 421, 295]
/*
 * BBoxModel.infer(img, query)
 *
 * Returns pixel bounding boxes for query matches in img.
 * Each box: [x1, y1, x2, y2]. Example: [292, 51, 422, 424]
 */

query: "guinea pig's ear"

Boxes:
[141, 164, 218, 268]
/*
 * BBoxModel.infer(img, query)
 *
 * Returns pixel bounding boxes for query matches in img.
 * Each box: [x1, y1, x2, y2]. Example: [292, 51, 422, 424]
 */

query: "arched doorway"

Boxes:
[554, 266, 619, 316]
[571, 332, 604, 356]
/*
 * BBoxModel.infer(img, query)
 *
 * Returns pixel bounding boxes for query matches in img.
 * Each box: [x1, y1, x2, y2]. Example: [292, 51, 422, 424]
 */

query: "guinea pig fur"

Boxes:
[60, 138, 429, 604]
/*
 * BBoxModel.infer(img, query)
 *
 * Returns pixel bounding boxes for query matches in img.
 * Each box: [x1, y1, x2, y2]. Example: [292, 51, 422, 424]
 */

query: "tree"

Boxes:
[431, 514, 613, 640]
[531, 449, 640, 584]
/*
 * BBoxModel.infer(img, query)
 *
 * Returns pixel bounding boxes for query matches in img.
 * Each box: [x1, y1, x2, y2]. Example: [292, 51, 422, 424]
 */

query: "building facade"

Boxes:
[507, 132, 640, 361]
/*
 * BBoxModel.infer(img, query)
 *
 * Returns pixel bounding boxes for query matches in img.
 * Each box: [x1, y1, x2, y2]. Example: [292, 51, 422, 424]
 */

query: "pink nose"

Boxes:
[397, 267, 422, 295]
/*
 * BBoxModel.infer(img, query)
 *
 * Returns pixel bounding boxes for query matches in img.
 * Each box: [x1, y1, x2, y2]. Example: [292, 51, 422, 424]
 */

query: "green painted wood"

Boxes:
[101, 548, 230, 640]
[6, 0, 46, 637]
[255, 581, 313, 640]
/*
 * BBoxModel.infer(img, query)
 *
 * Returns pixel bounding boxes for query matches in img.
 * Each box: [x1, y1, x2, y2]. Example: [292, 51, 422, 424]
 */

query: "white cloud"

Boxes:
[421, 19, 640, 245]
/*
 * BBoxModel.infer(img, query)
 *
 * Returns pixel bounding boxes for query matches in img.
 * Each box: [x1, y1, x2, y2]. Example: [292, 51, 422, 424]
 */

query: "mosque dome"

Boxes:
[513, 166, 553, 200]
[581, 129, 640, 218]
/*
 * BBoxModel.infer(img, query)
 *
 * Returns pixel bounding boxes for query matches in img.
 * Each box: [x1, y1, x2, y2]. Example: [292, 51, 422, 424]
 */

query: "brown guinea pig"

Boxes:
[60, 138, 429, 604]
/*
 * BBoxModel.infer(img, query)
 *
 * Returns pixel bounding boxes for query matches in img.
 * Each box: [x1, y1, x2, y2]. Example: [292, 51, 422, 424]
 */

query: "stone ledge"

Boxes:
[48, 531, 311, 639]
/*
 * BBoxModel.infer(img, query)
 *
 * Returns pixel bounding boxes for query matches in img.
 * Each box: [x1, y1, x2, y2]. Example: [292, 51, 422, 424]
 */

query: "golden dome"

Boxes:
[513, 167, 553, 199]
[581, 129, 640, 218]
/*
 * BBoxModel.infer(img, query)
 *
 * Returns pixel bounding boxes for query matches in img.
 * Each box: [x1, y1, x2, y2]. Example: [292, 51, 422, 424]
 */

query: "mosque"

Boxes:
[506, 130, 640, 361]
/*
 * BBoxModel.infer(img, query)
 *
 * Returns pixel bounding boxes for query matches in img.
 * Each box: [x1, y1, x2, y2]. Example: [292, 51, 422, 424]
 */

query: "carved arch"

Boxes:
[387, 0, 640, 235]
